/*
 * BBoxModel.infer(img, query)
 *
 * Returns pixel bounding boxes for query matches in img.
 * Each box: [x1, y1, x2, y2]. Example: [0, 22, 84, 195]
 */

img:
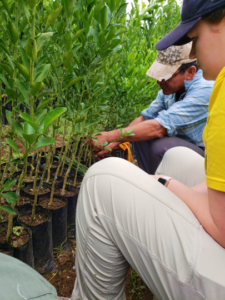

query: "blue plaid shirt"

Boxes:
[141, 70, 214, 147]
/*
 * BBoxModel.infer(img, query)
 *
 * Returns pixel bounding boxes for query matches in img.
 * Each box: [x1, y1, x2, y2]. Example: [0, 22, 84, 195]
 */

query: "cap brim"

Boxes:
[155, 17, 201, 51]
[146, 60, 180, 81]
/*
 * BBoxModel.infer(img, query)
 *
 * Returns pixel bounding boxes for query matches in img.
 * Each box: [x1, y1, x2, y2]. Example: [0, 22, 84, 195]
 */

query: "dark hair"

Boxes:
[202, 6, 225, 23]
[178, 61, 199, 74]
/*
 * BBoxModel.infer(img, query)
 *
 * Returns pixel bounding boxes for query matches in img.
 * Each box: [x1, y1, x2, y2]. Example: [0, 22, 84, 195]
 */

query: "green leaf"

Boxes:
[0, 0, 10, 15]
[64, 0, 73, 18]
[20, 113, 38, 132]
[27, 0, 36, 9]
[31, 82, 44, 97]
[63, 31, 72, 51]
[11, 120, 23, 136]
[26, 38, 37, 61]
[42, 107, 67, 132]
[2, 179, 17, 192]
[120, 128, 125, 135]
[72, 29, 85, 42]
[7, 21, 19, 44]
[75, 117, 84, 124]
[5, 89, 18, 99]
[20, 17, 28, 33]
[45, 6, 63, 31]
[62, 77, 84, 91]
[36, 98, 53, 112]
[100, 5, 108, 30]
[14, 79, 29, 103]
[35, 64, 50, 82]
[32, 138, 56, 150]
[2, 192, 17, 203]
[33, 109, 47, 123]
[1, 64, 13, 77]
[5, 138, 19, 153]
[22, 132, 37, 144]
[19, 47, 30, 72]
[13, 61, 30, 81]
[63, 50, 74, 67]
[37, 32, 54, 52]
[5, 110, 12, 127]
[0, 74, 10, 89]
[48, 55, 58, 77]
[0, 38, 10, 55]
[1, 205, 16, 215]
[21, 0, 30, 20]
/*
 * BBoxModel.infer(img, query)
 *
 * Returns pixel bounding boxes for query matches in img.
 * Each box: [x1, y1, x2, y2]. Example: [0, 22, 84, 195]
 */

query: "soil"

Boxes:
[42, 239, 154, 300]
[24, 184, 51, 195]
[54, 188, 77, 198]
[40, 198, 66, 210]
[0, 249, 11, 255]
[19, 213, 47, 226]
[0, 210, 10, 224]
[0, 225, 7, 243]
[52, 169, 74, 177]
[10, 227, 30, 248]
[66, 180, 81, 188]
[16, 196, 33, 207]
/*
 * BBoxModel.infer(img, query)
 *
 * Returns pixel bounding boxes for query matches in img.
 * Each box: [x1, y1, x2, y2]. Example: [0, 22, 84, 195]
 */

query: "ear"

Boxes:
[185, 66, 197, 81]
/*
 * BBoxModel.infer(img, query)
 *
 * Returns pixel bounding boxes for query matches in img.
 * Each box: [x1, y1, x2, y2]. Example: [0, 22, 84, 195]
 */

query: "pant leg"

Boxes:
[134, 136, 205, 174]
[72, 156, 225, 300]
[156, 146, 206, 187]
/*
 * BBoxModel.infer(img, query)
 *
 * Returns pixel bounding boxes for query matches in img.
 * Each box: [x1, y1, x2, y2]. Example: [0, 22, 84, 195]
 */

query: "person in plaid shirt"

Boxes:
[92, 42, 214, 174]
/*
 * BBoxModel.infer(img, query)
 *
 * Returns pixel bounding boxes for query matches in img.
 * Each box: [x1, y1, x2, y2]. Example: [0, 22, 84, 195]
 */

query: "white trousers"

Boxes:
[71, 147, 225, 300]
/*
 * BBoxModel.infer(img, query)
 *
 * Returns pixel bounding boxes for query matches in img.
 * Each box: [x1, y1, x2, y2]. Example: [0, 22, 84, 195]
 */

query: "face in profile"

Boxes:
[188, 18, 225, 80]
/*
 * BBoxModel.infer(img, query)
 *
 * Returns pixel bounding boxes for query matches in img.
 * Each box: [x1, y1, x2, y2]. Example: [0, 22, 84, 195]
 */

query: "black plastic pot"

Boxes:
[17, 204, 56, 274]
[56, 183, 80, 239]
[39, 197, 68, 251]
[21, 180, 51, 202]
[0, 242, 13, 256]
[12, 221, 34, 268]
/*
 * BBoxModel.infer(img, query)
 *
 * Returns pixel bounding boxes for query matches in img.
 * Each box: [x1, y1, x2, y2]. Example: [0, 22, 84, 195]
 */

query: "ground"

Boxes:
[43, 239, 154, 300]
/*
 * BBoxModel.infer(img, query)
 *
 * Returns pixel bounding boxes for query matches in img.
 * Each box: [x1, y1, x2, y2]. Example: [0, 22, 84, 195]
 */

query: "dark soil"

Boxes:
[0, 249, 11, 255]
[16, 196, 33, 207]
[54, 188, 77, 198]
[42, 240, 154, 300]
[24, 184, 51, 195]
[0, 225, 7, 243]
[0, 210, 10, 224]
[10, 227, 30, 248]
[19, 213, 47, 226]
[65, 179, 81, 188]
[40, 198, 66, 210]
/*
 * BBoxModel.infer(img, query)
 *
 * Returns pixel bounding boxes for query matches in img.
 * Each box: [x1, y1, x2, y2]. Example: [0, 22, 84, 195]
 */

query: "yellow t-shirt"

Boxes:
[203, 67, 225, 191]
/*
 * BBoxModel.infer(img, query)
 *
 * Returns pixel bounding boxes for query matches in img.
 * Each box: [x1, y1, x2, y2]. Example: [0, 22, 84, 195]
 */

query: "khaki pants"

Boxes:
[72, 147, 225, 300]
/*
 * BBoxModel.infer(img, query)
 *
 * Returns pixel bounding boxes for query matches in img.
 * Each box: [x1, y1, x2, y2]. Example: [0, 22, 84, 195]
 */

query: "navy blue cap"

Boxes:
[156, 0, 225, 50]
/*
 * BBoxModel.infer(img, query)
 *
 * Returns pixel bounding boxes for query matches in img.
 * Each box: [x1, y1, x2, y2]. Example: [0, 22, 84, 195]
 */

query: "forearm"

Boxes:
[127, 115, 145, 127]
[153, 175, 225, 248]
[107, 119, 167, 143]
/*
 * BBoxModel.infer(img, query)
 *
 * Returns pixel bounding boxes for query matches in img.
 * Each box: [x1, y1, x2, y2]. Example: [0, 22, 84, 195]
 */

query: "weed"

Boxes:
[128, 269, 146, 300]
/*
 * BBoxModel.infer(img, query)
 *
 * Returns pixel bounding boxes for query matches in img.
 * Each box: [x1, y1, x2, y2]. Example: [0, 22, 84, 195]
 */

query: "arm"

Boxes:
[94, 115, 146, 159]
[93, 119, 167, 155]
[153, 175, 225, 248]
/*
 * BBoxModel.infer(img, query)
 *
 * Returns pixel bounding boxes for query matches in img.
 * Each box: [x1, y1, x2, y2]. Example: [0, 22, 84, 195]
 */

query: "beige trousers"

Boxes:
[72, 147, 225, 300]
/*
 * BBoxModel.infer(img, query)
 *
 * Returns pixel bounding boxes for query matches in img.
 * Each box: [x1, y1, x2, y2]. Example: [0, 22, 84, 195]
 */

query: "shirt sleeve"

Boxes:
[155, 91, 210, 136]
[141, 90, 165, 120]
[205, 77, 225, 192]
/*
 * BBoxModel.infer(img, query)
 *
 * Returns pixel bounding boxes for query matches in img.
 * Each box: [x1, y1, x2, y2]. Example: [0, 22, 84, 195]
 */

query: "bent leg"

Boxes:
[72, 158, 225, 300]
[135, 137, 204, 174]
[156, 147, 205, 187]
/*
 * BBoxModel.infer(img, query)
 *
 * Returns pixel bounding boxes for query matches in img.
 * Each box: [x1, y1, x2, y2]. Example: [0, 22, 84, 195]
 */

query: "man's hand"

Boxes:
[95, 142, 120, 160]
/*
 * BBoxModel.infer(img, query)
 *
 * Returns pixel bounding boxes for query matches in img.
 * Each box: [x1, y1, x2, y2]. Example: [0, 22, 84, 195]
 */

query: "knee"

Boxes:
[83, 157, 133, 181]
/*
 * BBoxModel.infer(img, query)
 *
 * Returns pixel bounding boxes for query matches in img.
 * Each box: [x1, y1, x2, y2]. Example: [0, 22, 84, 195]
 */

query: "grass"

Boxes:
[128, 269, 146, 300]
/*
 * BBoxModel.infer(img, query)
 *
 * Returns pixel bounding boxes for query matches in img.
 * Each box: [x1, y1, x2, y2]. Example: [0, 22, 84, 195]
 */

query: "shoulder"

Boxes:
[192, 70, 214, 90]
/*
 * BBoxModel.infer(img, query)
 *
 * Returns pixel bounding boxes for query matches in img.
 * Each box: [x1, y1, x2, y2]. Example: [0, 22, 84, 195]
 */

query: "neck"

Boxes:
[176, 86, 185, 101]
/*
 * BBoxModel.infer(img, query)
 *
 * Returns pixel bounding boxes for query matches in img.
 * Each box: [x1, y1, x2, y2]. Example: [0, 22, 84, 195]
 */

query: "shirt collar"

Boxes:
[184, 69, 203, 91]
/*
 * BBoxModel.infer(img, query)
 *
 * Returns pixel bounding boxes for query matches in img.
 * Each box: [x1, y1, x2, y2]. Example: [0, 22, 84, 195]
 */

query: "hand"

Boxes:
[91, 132, 111, 152]
[95, 142, 120, 160]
